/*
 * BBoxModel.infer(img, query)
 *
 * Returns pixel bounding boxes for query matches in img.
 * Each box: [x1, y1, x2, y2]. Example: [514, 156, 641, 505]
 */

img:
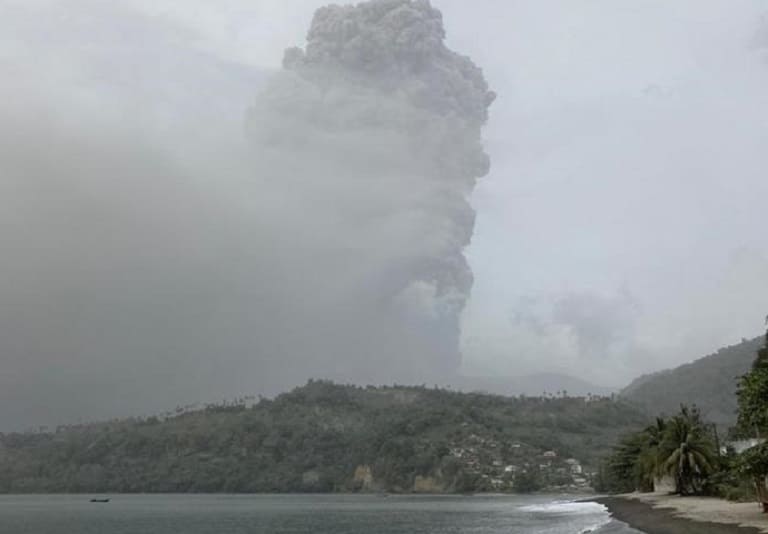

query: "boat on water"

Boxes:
[89, 498, 110, 503]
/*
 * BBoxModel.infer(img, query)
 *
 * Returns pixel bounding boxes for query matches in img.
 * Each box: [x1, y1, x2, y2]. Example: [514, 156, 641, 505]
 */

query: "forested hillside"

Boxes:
[621, 337, 762, 429]
[0, 381, 646, 494]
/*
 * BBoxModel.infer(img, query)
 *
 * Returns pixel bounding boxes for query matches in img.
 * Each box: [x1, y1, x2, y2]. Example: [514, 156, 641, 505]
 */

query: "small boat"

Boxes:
[89, 498, 110, 503]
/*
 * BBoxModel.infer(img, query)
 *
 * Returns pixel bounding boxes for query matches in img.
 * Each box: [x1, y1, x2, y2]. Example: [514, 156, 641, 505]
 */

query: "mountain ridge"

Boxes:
[620, 336, 762, 429]
[0, 381, 646, 494]
[457, 373, 617, 398]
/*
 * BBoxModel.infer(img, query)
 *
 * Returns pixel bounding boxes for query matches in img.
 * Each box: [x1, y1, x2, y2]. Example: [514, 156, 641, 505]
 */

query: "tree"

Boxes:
[608, 431, 650, 492]
[605, 417, 666, 493]
[736, 320, 768, 507]
[657, 406, 716, 495]
[737, 321, 768, 436]
[637, 417, 666, 490]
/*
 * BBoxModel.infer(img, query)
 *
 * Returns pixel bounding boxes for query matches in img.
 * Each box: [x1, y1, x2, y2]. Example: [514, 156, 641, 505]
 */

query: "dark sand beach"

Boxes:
[597, 496, 766, 534]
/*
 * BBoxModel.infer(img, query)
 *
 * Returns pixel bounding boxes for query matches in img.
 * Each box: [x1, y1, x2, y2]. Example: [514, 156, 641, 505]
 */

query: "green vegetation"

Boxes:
[735, 323, 768, 503]
[597, 406, 719, 495]
[736, 326, 768, 436]
[622, 337, 763, 429]
[657, 406, 717, 495]
[0, 381, 647, 494]
[601, 320, 768, 501]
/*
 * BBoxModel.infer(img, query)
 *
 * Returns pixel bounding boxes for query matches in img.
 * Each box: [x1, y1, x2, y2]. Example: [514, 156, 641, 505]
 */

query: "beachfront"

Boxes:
[599, 493, 768, 534]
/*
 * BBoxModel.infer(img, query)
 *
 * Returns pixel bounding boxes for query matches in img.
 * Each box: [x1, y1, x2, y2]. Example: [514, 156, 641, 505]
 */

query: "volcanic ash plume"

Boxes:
[246, 0, 494, 383]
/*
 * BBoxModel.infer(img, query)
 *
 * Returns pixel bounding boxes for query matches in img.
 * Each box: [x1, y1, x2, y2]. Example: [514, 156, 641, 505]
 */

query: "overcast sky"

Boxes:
[1, 0, 767, 429]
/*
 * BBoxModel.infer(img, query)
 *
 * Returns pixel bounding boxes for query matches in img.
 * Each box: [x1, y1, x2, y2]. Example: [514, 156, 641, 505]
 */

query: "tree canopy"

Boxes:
[0, 381, 647, 494]
[737, 323, 768, 436]
[600, 406, 717, 495]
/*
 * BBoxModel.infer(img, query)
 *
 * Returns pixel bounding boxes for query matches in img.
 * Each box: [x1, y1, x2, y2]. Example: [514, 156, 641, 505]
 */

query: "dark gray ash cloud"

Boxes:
[0, 0, 493, 430]
[243, 0, 494, 384]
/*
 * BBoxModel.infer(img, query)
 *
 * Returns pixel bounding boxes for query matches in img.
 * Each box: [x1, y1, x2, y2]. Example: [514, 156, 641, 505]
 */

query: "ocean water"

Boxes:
[0, 494, 644, 534]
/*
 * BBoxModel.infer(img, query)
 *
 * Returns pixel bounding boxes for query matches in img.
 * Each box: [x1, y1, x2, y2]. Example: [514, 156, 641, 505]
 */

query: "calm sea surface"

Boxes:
[0, 494, 644, 534]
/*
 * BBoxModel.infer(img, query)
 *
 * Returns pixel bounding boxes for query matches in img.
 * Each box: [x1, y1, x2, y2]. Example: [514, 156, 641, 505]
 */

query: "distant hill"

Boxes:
[0, 381, 646, 494]
[621, 337, 762, 429]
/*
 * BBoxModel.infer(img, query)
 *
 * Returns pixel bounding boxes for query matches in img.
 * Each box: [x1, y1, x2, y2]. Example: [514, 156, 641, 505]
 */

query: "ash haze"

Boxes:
[0, 0, 767, 430]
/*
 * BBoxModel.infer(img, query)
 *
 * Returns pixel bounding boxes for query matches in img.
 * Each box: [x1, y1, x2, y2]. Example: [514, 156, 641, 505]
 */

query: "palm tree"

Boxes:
[658, 406, 717, 495]
[609, 417, 666, 492]
[636, 417, 666, 491]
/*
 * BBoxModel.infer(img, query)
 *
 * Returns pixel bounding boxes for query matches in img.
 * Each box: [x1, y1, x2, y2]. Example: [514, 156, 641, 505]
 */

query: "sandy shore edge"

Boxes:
[594, 494, 768, 534]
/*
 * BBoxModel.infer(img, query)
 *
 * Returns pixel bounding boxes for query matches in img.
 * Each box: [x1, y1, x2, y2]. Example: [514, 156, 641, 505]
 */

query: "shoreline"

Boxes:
[596, 495, 768, 534]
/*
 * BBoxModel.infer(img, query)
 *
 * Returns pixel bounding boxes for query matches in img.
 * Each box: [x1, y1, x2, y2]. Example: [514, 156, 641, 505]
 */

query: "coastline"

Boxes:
[596, 494, 768, 534]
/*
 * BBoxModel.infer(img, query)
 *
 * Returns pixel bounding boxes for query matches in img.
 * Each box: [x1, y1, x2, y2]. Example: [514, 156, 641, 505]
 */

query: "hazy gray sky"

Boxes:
[1, 0, 767, 429]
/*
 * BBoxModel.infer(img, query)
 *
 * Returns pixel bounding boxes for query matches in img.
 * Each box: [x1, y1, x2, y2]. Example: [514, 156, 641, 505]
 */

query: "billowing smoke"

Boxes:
[0, 0, 493, 429]
[244, 0, 494, 384]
